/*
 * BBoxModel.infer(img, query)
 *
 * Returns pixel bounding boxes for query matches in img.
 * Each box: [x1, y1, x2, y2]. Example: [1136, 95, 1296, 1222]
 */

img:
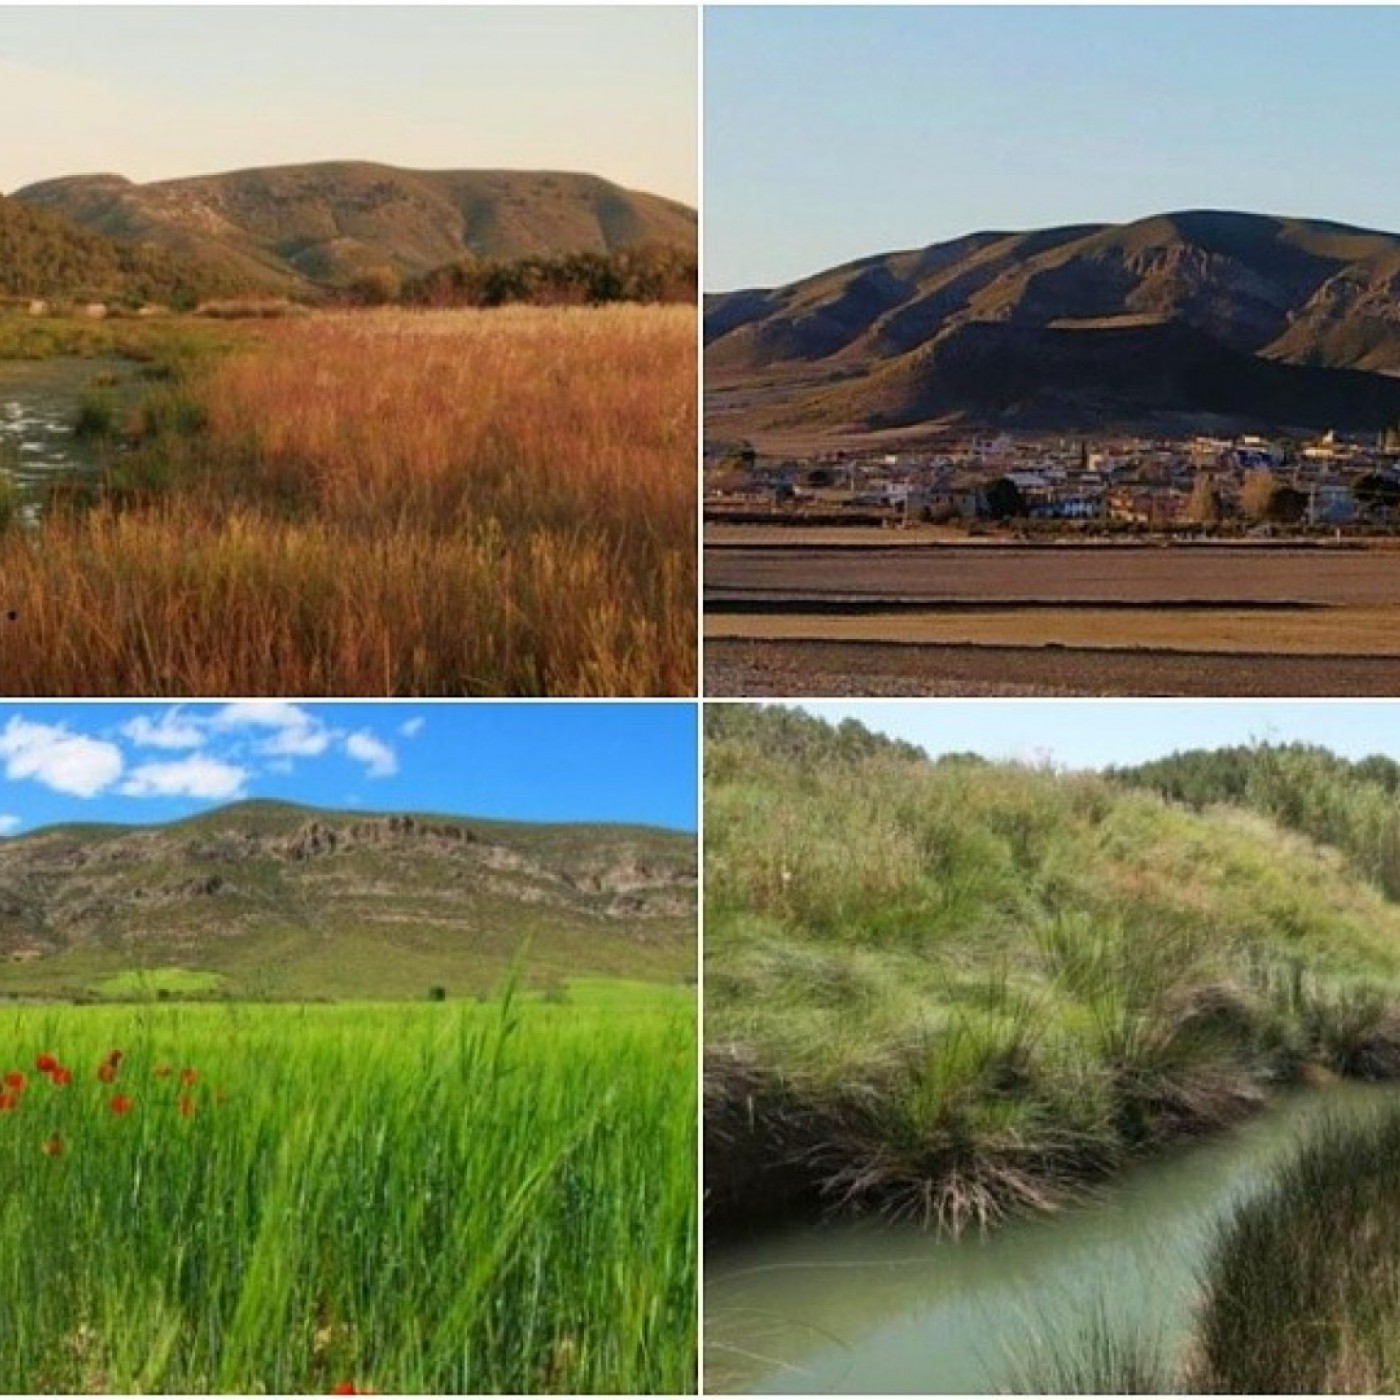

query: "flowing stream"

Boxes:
[705, 1084, 1399, 1393]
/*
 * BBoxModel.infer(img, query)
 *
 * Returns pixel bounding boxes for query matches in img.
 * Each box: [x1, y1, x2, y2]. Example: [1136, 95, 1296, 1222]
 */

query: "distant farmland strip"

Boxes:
[704, 595, 1323, 614]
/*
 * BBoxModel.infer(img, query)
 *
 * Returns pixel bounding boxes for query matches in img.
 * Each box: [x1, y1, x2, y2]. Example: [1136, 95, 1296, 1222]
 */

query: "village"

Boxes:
[704, 430, 1400, 532]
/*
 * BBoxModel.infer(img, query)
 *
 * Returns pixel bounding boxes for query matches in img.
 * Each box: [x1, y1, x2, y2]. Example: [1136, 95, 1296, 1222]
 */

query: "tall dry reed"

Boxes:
[0, 306, 695, 695]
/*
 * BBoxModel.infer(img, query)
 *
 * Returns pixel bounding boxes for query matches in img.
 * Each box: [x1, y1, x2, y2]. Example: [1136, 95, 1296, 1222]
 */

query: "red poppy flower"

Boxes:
[97, 1064, 117, 1084]
[35, 1054, 57, 1074]
[177, 1095, 196, 1119]
[41, 1134, 63, 1157]
[109, 1094, 134, 1116]
[0, 1092, 18, 1113]
[179, 1068, 198, 1086]
[3, 1071, 25, 1091]
[331, 1384, 371, 1395]
[50, 1067, 71, 1086]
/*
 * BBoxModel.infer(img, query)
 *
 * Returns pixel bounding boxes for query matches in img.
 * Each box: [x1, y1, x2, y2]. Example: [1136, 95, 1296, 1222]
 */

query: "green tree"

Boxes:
[985, 476, 1027, 521]
[1354, 472, 1400, 522]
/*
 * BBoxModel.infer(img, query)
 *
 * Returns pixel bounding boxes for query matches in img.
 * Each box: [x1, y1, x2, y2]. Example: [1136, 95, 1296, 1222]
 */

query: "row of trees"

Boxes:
[345, 243, 696, 309]
[1188, 471, 1400, 526]
[704, 704, 926, 775]
[982, 470, 1400, 526]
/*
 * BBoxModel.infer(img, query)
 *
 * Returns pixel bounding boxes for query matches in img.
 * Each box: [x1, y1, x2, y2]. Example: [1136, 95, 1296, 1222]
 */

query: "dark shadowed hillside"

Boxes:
[706, 210, 1400, 437]
[16, 162, 698, 294]
[0, 799, 696, 1000]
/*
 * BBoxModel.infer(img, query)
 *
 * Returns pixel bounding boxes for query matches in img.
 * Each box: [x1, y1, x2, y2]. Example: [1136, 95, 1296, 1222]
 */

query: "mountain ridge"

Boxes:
[705, 208, 1400, 437]
[15, 161, 698, 294]
[3, 796, 694, 844]
[0, 798, 697, 1000]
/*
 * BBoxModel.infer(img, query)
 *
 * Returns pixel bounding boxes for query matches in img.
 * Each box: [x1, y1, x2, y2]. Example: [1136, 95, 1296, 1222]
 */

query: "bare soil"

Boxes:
[705, 543, 1400, 607]
[703, 541, 1400, 695]
[704, 637, 1400, 698]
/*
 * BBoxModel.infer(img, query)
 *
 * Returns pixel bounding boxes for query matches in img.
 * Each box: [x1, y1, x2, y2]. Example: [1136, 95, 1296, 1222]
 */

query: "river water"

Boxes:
[0, 358, 130, 500]
[705, 1084, 1397, 1393]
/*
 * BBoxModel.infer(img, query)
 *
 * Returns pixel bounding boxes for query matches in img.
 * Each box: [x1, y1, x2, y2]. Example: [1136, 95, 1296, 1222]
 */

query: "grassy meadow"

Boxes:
[0, 987, 696, 1393]
[705, 707, 1400, 1232]
[0, 305, 695, 696]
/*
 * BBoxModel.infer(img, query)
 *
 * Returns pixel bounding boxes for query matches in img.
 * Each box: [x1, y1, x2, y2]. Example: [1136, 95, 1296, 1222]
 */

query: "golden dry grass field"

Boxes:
[0, 306, 695, 696]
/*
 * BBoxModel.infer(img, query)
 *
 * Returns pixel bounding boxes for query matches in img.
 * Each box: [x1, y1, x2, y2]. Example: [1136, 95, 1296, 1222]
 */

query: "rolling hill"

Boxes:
[0, 192, 248, 305]
[705, 210, 1400, 439]
[0, 799, 696, 1001]
[15, 162, 698, 294]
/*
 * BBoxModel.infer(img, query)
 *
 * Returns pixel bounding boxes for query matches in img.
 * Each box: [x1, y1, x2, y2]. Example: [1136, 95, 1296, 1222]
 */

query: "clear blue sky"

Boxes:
[0, 7, 696, 203]
[0, 703, 696, 837]
[798, 702, 1400, 773]
[706, 7, 1400, 289]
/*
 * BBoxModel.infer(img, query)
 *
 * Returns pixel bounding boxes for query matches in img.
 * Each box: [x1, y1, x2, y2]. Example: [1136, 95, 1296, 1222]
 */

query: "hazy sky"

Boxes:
[707, 6, 1400, 289]
[0, 7, 696, 202]
[796, 701, 1400, 773]
[0, 703, 697, 836]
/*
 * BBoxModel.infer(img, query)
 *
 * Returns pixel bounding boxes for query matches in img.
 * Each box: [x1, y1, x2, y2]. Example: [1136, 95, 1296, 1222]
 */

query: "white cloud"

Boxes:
[0, 718, 123, 798]
[122, 708, 206, 751]
[0, 815, 22, 837]
[399, 717, 426, 739]
[120, 756, 248, 801]
[211, 702, 332, 758]
[345, 730, 398, 778]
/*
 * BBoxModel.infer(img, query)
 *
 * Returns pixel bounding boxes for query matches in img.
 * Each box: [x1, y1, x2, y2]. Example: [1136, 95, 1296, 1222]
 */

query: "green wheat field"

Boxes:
[0, 983, 695, 1394]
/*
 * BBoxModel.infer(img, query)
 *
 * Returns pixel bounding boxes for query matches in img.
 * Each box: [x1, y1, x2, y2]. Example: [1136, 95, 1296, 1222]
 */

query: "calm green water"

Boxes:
[0, 358, 130, 501]
[705, 1085, 1398, 1393]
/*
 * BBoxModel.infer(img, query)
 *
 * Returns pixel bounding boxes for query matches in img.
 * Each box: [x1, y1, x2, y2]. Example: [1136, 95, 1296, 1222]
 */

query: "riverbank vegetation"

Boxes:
[1024, 1101, 1400, 1392]
[0, 305, 694, 695]
[0, 993, 696, 1392]
[0, 307, 244, 367]
[705, 706, 1400, 1233]
[1192, 1104, 1400, 1392]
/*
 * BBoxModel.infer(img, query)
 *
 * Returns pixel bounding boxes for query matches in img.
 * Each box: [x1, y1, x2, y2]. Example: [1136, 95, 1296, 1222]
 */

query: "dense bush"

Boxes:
[399, 243, 695, 308]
